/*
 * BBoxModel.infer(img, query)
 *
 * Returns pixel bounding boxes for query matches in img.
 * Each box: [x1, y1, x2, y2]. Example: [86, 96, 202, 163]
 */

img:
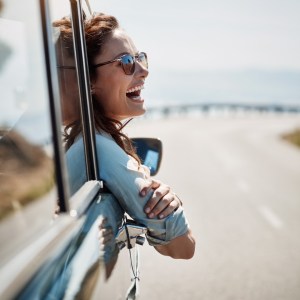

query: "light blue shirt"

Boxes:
[66, 132, 189, 246]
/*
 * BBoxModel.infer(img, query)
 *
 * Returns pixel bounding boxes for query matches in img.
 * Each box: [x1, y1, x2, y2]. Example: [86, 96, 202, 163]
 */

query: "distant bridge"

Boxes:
[145, 102, 300, 117]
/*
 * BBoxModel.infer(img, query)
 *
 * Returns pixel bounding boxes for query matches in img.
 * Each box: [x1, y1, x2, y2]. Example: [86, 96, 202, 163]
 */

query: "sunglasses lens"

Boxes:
[138, 52, 148, 69]
[119, 53, 148, 75]
[121, 54, 135, 75]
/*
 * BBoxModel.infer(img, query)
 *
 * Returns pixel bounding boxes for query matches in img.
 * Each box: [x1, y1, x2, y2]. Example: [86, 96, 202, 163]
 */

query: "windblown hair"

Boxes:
[53, 13, 140, 162]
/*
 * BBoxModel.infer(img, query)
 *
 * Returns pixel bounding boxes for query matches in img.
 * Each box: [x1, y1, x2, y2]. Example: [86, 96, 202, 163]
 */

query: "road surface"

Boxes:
[127, 113, 300, 300]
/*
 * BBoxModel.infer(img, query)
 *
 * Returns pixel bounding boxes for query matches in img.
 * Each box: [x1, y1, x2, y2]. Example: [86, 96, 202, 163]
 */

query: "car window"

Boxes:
[49, 0, 90, 196]
[0, 0, 58, 263]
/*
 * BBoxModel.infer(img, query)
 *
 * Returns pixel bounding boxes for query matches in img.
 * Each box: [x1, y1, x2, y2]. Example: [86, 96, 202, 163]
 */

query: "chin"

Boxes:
[118, 108, 146, 121]
[125, 110, 146, 119]
[134, 106, 146, 117]
[128, 102, 146, 118]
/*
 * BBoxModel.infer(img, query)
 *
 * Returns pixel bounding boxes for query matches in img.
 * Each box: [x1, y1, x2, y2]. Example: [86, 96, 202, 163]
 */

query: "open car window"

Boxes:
[49, 0, 90, 196]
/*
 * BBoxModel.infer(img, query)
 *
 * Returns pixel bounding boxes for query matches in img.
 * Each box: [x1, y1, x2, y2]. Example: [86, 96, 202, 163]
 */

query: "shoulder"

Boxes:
[95, 132, 115, 147]
[95, 132, 126, 159]
[66, 135, 84, 159]
[95, 132, 133, 176]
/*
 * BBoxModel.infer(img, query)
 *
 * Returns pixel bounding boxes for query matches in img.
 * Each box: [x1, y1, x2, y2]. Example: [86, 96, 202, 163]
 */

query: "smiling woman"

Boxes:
[54, 12, 195, 259]
[89, 27, 148, 121]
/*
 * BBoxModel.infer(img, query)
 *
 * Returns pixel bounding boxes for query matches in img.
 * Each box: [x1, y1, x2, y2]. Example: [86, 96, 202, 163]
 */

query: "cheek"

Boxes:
[94, 87, 119, 115]
[94, 71, 130, 106]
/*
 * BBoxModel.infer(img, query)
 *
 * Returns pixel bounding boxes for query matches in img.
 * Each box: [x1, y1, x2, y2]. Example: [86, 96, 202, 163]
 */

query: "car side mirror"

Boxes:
[131, 138, 163, 176]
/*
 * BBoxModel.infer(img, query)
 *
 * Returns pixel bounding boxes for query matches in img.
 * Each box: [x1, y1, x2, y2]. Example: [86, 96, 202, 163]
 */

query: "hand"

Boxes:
[139, 179, 182, 219]
[98, 218, 114, 249]
[98, 218, 119, 279]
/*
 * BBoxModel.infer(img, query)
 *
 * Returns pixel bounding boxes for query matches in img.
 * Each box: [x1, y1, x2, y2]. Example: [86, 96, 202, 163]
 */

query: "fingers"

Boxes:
[139, 178, 161, 197]
[98, 218, 114, 246]
[139, 178, 182, 219]
[156, 197, 180, 219]
[144, 183, 171, 215]
[99, 227, 114, 245]
[146, 191, 181, 219]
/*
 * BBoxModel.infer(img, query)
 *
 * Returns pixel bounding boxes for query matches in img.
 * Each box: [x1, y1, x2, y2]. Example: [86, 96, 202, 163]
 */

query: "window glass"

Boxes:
[0, 0, 57, 263]
[49, 0, 88, 196]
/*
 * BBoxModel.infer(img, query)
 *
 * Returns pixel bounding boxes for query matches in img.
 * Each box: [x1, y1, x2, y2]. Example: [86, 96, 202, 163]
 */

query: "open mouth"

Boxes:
[126, 85, 144, 100]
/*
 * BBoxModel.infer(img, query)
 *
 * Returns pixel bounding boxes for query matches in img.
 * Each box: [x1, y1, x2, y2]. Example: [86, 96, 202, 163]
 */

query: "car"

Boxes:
[0, 1, 162, 299]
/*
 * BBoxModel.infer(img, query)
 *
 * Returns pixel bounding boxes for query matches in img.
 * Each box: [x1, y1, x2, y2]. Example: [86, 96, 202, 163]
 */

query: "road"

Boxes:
[127, 113, 300, 300]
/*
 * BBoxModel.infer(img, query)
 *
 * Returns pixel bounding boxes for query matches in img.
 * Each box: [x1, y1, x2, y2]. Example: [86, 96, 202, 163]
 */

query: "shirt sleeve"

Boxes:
[65, 138, 87, 196]
[96, 133, 189, 246]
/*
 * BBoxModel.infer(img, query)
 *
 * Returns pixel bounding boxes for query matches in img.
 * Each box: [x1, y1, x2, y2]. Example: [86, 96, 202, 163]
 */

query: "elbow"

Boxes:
[171, 240, 195, 260]
[179, 231, 196, 259]
[154, 231, 196, 260]
[170, 251, 194, 260]
[181, 245, 195, 260]
[167, 236, 196, 260]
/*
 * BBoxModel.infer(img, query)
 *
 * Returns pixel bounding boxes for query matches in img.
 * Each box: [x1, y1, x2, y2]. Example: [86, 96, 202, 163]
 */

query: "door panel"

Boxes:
[15, 191, 127, 300]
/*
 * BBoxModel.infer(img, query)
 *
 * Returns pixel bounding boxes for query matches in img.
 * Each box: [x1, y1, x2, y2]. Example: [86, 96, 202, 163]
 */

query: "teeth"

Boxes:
[126, 85, 144, 93]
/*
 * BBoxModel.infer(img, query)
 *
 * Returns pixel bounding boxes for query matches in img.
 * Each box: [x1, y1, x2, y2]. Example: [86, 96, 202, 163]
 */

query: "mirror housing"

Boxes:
[131, 138, 163, 176]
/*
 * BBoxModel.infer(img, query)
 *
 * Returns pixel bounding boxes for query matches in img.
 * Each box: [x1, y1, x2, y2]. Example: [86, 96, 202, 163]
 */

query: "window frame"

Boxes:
[42, 0, 102, 212]
[40, 0, 70, 212]
[69, 0, 99, 183]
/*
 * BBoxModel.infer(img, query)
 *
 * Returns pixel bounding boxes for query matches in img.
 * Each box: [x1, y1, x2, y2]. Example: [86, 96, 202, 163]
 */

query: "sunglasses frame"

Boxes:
[92, 52, 148, 75]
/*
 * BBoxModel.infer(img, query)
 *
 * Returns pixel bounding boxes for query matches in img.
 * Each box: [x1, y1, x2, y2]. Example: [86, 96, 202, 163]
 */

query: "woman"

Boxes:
[55, 13, 195, 259]
[55, 15, 184, 222]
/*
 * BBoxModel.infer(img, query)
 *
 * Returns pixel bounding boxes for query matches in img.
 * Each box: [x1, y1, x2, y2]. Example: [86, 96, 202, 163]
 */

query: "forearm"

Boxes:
[154, 229, 195, 260]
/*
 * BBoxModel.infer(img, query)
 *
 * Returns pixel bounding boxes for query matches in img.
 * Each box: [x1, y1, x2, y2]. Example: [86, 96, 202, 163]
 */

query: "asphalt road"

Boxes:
[127, 113, 300, 300]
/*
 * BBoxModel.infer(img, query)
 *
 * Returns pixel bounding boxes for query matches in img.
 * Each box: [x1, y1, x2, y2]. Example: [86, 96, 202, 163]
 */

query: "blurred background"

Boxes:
[1, 0, 299, 299]
[91, 0, 300, 111]
[90, 1, 300, 299]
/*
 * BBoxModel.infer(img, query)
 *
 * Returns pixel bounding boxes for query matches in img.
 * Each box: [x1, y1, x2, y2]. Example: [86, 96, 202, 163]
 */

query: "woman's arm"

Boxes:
[93, 134, 195, 259]
[139, 179, 182, 219]
[140, 180, 196, 259]
[139, 180, 195, 259]
[154, 229, 195, 259]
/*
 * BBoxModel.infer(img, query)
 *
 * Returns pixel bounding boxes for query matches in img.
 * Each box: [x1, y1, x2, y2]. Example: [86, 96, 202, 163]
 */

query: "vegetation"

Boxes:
[282, 128, 300, 148]
[0, 128, 55, 220]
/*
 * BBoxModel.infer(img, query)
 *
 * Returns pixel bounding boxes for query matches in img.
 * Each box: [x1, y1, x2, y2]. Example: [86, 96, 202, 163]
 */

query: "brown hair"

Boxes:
[53, 13, 140, 162]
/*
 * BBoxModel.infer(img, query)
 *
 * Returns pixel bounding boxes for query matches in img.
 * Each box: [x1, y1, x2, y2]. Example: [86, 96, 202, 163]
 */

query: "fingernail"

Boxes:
[145, 207, 150, 213]
[159, 214, 164, 219]
[149, 213, 154, 218]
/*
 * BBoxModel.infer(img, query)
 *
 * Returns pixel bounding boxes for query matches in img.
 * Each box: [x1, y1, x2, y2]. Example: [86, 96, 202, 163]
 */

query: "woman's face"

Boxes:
[92, 29, 149, 121]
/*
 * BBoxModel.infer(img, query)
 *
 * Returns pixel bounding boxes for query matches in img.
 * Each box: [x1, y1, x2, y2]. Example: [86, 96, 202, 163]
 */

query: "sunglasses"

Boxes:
[93, 52, 148, 75]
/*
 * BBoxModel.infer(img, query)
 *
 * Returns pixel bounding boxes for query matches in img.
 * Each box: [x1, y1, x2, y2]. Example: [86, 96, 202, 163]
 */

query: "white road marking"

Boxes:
[258, 205, 283, 229]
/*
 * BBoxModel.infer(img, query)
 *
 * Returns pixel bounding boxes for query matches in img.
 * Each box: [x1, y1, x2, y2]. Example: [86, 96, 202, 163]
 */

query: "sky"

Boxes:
[89, 0, 300, 106]
[2, 0, 300, 71]
[1, 0, 299, 126]
[45, 0, 300, 71]
[87, 0, 300, 72]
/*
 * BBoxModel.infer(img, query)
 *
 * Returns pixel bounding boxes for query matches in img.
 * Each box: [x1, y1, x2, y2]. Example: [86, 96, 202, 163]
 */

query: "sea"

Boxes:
[1, 68, 300, 146]
[144, 69, 300, 107]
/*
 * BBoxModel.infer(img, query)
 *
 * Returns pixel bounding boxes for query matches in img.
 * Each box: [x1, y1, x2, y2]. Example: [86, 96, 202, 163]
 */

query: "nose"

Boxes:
[135, 60, 149, 78]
